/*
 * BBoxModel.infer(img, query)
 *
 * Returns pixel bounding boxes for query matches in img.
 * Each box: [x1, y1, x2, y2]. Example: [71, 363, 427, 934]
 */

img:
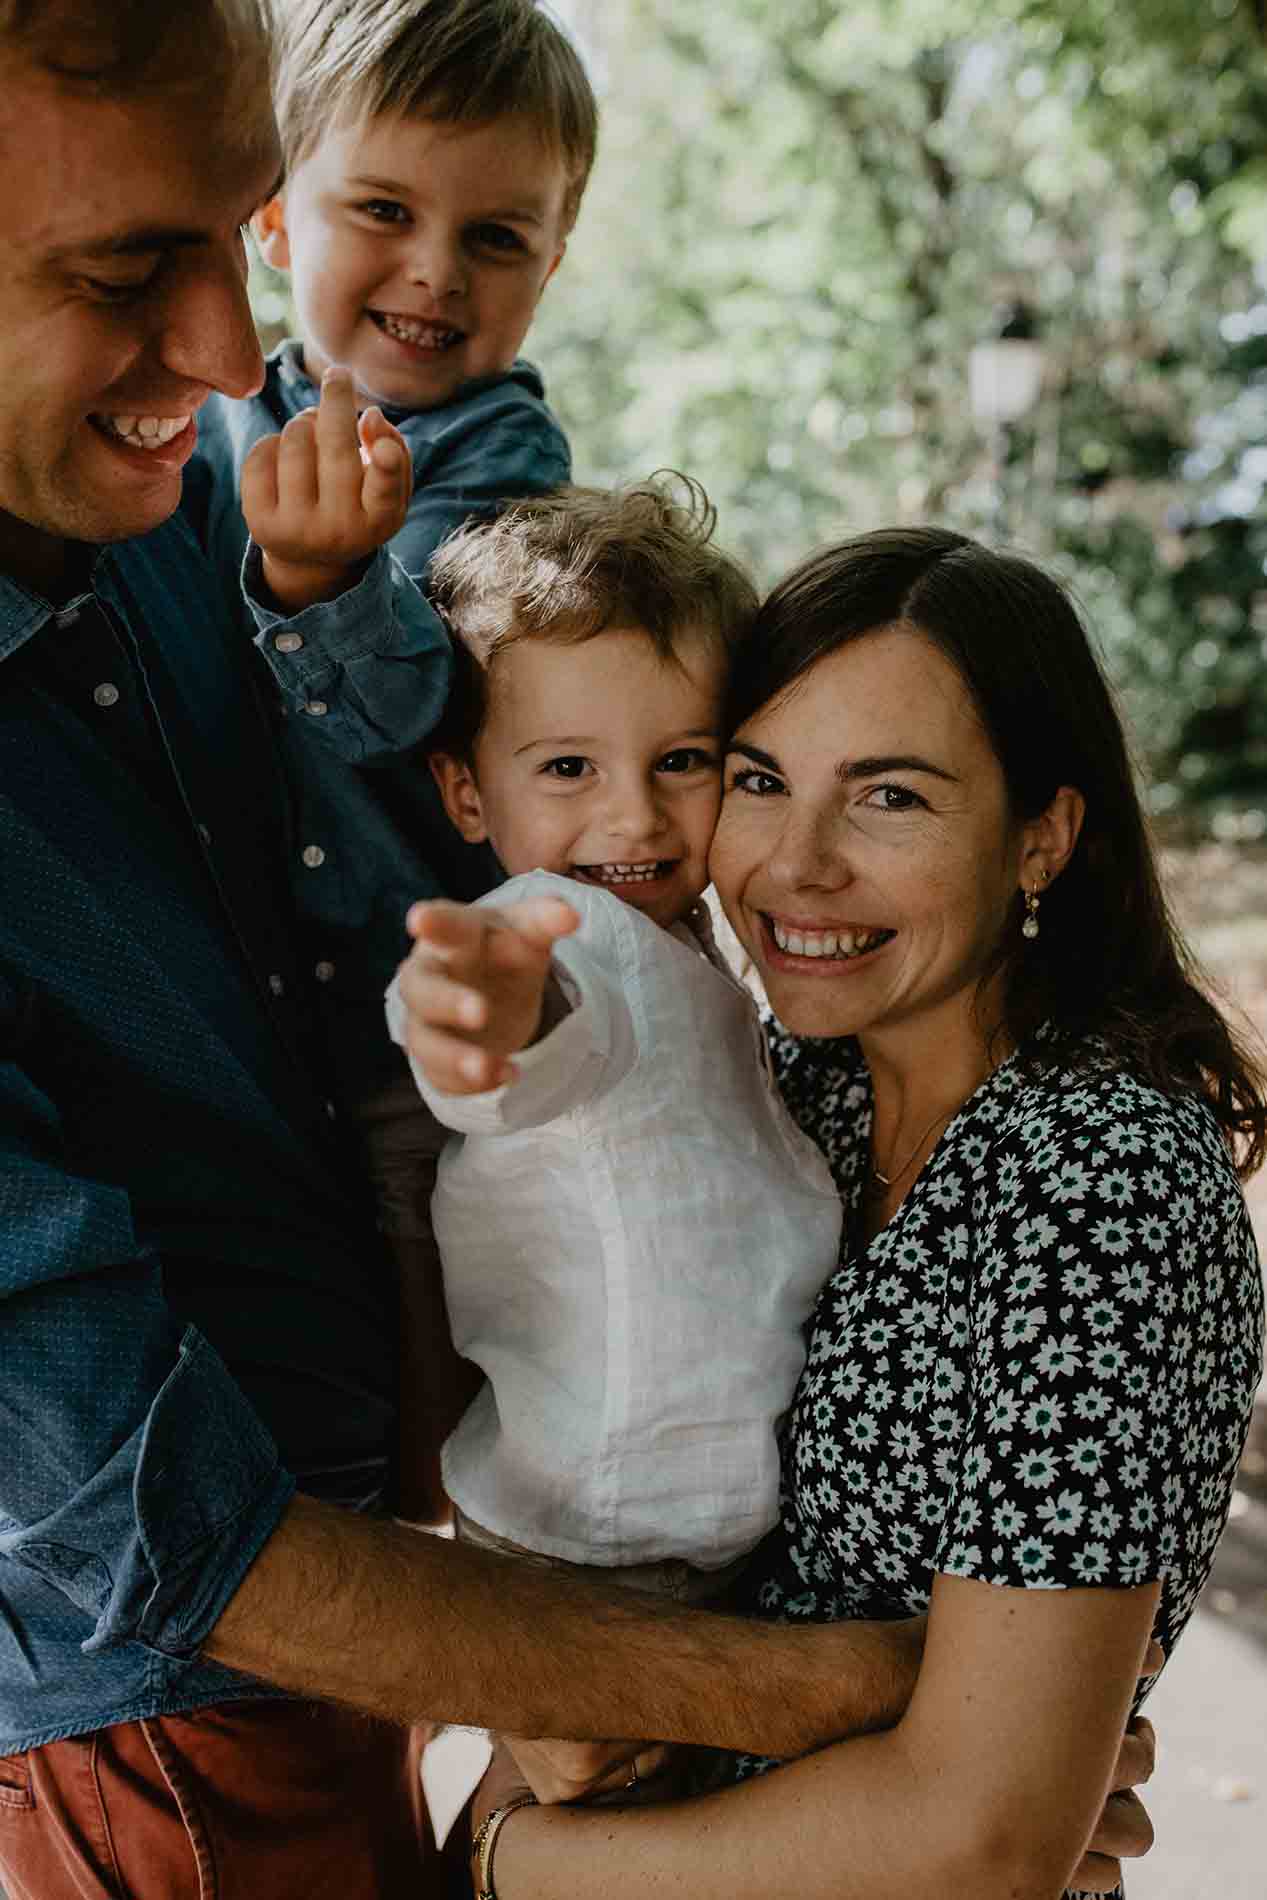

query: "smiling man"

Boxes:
[0, 7, 978, 1897]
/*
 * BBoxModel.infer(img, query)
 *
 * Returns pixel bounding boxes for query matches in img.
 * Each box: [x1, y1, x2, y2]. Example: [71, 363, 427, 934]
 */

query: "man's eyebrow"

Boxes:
[53, 173, 285, 261]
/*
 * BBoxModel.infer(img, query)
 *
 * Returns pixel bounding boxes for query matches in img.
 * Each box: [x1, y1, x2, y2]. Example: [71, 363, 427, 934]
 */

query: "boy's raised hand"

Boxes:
[395, 894, 580, 1094]
[241, 364, 413, 613]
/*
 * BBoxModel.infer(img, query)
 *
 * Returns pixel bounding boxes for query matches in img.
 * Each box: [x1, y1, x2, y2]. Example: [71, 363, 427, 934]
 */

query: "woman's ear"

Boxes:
[251, 194, 292, 273]
[1020, 785, 1085, 890]
[429, 752, 489, 843]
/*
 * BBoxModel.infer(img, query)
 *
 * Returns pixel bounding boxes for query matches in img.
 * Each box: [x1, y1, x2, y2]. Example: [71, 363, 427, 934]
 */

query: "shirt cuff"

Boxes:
[4, 1327, 294, 1662]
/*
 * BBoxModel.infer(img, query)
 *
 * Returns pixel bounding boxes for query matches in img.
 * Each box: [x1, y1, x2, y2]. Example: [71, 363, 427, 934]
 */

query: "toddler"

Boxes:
[387, 480, 842, 1585]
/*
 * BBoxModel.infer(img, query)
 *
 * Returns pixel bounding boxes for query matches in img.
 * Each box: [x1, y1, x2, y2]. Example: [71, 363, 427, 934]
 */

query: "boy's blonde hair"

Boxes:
[428, 475, 758, 759]
[275, 0, 597, 228]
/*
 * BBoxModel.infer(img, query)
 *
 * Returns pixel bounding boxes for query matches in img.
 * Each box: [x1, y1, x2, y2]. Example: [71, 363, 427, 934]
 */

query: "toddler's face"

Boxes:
[254, 110, 569, 409]
[431, 629, 727, 930]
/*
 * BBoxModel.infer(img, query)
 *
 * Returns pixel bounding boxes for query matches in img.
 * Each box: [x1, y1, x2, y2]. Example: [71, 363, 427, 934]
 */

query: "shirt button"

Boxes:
[315, 960, 336, 983]
[302, 844, 326, 868]
[304, 700, 329, 717]
[268, 973, 285, 997]
[274, 631, 304, 654]
[326, 1101, 338, 1120]
[93, 682, 120, 708]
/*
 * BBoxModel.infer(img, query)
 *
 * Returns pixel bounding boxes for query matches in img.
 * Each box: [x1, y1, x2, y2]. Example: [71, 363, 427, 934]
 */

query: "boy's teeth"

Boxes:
[584, 861, 665, 884]
[99, 413, 191, 449]
[378, 313, 461, 348]
[771, 922, 887, 958]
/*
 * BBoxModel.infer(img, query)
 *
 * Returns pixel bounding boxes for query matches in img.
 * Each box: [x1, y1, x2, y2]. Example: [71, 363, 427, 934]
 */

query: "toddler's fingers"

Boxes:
[359, 413, 412, 521]
[404, 899, 490, 962]
[401, 964, 488, 1035]
[500, 895, 580, 953]
[404, 1020, 516, 1096]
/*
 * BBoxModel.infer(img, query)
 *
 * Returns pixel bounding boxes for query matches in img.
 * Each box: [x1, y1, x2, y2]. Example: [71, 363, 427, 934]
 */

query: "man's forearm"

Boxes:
[206, 1494, 921, 1755]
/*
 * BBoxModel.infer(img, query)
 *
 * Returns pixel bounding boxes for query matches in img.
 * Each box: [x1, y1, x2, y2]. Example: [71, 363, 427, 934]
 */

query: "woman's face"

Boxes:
[709, 626, 1032, 1049]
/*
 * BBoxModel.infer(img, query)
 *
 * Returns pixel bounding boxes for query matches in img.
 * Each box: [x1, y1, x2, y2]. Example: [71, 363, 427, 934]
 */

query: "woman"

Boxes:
[470, 528, 1265, 1900]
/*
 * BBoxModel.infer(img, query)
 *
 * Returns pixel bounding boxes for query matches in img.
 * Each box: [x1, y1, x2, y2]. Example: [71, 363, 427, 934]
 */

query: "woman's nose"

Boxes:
[765, 807, 848, 891]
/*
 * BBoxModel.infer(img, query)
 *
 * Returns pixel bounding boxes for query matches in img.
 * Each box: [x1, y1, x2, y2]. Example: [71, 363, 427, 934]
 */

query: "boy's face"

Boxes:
[431, 628, 727, 930]
[254, 110, 569, 410]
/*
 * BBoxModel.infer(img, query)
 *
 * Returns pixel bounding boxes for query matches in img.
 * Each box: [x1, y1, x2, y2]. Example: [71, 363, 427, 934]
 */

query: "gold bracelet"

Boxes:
[472, 1791, 539, 1900]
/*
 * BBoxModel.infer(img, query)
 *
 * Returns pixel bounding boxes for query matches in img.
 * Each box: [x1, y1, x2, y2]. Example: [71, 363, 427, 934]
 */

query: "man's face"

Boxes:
[0, 58, 279, 592]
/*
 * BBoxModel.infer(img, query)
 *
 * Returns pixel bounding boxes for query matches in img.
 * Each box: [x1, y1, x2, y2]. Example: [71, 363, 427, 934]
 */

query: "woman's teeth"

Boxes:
[770, 921, 890, 959]
[375, 312, 462, 349]
[98, 414, 191, 449]
[579, 861, 669, 885]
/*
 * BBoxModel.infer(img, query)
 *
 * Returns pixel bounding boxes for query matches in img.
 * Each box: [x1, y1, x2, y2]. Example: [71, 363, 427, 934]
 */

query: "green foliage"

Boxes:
[249, 0, 1267, 826]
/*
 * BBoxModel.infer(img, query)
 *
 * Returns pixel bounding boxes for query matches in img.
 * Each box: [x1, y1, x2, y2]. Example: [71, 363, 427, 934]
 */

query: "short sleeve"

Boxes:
[932, 1072, 1263, 1594]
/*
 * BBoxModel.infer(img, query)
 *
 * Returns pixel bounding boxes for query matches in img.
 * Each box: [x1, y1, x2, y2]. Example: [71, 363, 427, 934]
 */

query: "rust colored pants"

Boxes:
[0, 1699, 471, 1900]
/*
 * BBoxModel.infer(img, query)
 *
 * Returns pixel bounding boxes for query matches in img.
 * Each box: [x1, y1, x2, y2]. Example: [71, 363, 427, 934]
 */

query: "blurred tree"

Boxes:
[527, 0, 1267, 824]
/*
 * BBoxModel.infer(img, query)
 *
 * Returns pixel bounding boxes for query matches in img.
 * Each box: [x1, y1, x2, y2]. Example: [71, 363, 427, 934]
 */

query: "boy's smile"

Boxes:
[254, 111, 569, 411]
[430, 628, 727, 930]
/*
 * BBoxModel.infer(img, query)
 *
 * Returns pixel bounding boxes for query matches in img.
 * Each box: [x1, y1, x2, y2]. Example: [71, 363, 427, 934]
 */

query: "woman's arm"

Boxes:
[487, 1573, 1160, 1900]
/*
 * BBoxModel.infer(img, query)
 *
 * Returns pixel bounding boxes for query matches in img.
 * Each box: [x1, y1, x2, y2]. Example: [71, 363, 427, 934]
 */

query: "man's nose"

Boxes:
[158, 240, 264, 401]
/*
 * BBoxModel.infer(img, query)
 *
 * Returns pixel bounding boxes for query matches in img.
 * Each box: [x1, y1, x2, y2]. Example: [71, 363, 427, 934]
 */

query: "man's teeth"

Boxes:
[771, 921, 889, 959]
[377, 313, 462, 348]
[582, 861, 667, 885]
[99, 414, 191, 449]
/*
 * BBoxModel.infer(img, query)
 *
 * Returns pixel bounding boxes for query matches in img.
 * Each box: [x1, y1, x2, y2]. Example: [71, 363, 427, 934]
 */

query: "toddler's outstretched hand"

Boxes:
[396, 894, 580, 1094]
[241, 364, 412, 612]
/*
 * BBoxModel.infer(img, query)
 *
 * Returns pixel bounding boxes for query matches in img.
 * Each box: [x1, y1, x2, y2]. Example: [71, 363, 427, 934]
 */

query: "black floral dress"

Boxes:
[732, 1026, 1263, 1890]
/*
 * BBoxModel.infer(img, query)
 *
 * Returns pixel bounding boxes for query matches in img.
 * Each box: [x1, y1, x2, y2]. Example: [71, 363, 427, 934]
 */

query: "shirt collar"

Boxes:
[0, 550, 110, 664]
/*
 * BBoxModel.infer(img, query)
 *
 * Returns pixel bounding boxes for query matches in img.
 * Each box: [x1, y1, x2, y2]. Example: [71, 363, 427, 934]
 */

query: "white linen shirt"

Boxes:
[384, 870, 841, 1569]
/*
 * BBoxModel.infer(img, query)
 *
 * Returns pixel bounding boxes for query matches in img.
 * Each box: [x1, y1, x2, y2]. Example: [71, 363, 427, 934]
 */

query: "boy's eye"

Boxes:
[359, 199, 409, 224]
[469, 222, 527, 254]
[541, 756, 591, 779]
[658, 747, 717, 774]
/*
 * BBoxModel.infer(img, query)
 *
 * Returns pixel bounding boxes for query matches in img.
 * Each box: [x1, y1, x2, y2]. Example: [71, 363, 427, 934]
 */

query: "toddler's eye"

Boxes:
[360, 199, 408, 224]
[658, 747, 717, 774]
[542, 756, 590, 779]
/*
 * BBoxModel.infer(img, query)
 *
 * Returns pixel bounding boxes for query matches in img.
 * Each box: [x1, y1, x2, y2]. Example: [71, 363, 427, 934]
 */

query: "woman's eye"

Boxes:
[360, 199, 408, 224]
[658, 747, 716, 774]
[727, 765, 784, 796]
[863, 784, 925, 813]
[542, 756, 590, 780]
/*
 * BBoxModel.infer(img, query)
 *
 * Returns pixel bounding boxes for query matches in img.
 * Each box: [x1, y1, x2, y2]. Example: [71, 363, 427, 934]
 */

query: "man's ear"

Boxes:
[429, 752, 488, 842]
[251, 194, 292, 273]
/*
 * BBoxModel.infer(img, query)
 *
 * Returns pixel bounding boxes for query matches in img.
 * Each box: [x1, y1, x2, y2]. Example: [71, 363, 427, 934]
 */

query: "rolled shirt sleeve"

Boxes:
[243, 545, 454, 765]
[1, 1063, 294, 1661]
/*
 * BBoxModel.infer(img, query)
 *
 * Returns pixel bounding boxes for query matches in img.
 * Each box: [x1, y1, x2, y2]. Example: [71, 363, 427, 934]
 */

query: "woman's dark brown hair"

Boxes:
[725, 526, 1267, 1177]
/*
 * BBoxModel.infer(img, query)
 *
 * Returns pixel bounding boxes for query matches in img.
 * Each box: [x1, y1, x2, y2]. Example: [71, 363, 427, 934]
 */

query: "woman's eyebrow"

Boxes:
[840, 755, 960, 784]
[726, 740, 781, 769]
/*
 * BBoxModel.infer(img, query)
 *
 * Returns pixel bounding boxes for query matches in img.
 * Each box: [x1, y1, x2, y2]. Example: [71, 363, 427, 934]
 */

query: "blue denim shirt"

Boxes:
[0, 503, 433, 1751]
[193, 348, 569, 1100]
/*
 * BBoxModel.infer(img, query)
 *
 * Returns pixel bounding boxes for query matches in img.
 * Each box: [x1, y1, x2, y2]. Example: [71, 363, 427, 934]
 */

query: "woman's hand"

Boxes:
[1068, 1715, 1157, 1892]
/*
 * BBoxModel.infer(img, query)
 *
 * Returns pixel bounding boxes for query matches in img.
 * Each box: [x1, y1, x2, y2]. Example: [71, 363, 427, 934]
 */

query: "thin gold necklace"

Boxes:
[870, 1104, 958, 1193]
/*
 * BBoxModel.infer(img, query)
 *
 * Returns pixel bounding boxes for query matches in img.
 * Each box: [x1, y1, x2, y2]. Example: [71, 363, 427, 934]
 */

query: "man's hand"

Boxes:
[502, 1735, 672, 1805]
[1069, 1714, 1157, 1892]
[241, 364, 412, 612]
[396, 894, 579, 1093]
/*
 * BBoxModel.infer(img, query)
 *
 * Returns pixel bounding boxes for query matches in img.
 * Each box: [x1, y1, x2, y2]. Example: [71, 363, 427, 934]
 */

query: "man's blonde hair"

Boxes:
[428, 475, 758, 759]
[275, 0, 597, 229]
[0, 0, 271, 89]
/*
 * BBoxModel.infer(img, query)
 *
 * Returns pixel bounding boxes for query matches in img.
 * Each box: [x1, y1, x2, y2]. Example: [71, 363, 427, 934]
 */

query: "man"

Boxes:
[0, 6, 1154, 1896]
